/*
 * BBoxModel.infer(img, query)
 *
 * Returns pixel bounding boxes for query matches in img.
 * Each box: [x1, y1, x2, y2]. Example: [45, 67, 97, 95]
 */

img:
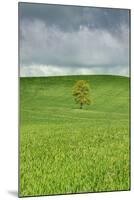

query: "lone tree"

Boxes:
[72, 80, 91, 109]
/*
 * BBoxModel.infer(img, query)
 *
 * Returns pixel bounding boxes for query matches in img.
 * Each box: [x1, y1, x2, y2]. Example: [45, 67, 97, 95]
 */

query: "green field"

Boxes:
[19, 75, 130, 197]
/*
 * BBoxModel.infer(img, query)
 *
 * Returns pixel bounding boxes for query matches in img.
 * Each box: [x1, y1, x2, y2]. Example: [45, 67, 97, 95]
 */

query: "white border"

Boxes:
[0, 0, 133, 199]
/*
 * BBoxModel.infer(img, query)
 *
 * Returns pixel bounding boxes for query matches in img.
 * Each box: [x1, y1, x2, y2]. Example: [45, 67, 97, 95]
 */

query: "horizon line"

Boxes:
[20, 74, 130, 78]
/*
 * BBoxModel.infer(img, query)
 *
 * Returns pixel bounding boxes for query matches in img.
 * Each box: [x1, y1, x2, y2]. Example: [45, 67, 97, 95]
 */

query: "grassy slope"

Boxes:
[20, 75, 130, 196]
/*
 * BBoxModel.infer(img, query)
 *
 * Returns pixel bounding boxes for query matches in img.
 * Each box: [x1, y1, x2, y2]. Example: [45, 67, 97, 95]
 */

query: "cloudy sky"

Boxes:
[19, 3, 130, 77]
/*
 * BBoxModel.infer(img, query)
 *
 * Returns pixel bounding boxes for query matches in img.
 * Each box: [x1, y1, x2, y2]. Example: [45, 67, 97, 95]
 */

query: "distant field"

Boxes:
[19, 75, 130, 197]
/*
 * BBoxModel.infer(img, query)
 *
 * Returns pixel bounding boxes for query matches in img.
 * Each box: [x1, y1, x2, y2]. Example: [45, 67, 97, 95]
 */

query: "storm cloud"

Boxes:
[19, 3, 130, 77]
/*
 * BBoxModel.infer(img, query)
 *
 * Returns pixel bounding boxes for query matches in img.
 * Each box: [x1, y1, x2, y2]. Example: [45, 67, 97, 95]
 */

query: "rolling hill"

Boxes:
[19, 75, 130, 196]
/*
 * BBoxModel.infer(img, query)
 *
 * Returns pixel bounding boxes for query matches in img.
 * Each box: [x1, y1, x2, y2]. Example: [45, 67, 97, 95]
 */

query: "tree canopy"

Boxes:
[72, 80, 91, 109]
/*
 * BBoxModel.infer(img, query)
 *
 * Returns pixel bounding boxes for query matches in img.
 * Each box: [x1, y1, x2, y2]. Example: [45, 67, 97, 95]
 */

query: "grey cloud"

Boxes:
[19, 3, 130, 77]
[20, 20, 129, 66]
[19, 3, 129, 33]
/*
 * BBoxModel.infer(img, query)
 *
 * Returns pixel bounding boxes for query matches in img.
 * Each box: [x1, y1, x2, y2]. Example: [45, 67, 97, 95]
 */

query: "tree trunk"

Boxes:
[80, 103, 83, 109]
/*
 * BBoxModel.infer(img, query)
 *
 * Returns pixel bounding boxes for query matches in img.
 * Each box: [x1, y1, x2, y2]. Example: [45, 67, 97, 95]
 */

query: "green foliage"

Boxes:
[72, 80, 91, 109]
[20, 75, 130, 197]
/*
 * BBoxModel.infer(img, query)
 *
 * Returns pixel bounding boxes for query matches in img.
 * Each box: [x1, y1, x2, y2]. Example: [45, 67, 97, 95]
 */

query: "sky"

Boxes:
[19, 3, 130, 77]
